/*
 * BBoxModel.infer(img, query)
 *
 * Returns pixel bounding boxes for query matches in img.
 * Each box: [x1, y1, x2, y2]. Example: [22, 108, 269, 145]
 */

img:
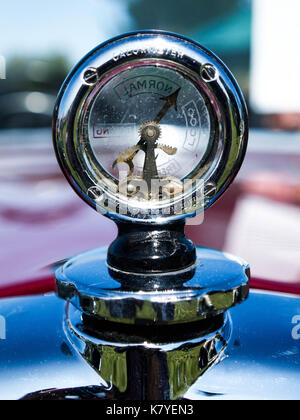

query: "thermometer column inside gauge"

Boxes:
[87, 64, 212, 200]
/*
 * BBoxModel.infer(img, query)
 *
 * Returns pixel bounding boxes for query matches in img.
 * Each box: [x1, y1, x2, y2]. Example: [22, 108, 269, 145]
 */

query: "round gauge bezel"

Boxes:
[53, 30, 248, 224]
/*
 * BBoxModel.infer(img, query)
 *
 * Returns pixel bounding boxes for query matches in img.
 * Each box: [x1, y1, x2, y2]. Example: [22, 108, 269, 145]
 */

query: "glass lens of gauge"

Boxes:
[88, 65, 211, 190]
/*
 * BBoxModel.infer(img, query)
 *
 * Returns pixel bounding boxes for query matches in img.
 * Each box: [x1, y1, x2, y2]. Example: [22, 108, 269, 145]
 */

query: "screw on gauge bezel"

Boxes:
[53, 30, 248, 224]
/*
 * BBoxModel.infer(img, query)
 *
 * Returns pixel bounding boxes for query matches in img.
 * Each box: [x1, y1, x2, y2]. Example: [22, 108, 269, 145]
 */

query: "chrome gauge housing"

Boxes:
[53, 31, 248, 223]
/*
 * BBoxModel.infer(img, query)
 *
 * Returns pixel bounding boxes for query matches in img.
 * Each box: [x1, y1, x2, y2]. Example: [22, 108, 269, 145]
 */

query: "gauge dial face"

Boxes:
[87, 64, 212, 202]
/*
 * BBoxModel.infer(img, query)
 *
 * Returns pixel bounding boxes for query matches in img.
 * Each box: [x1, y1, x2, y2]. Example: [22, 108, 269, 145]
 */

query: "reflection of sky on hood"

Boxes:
[0, 0, 132, 61]
[0, 295, 103, 400]
[186, 291, 300, 400]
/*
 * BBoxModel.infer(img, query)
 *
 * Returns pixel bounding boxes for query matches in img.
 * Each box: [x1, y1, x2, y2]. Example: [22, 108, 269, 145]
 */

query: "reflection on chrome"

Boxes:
[65, 303, 232, 400]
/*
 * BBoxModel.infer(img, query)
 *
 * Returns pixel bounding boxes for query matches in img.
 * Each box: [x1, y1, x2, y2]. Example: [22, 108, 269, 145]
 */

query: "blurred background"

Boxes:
[1, 0, 300, 296]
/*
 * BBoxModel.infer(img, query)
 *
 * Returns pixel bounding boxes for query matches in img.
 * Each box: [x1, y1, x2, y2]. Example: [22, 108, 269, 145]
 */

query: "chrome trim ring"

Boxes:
[53, 30, 248, 224]
[56, 246, 250, 325]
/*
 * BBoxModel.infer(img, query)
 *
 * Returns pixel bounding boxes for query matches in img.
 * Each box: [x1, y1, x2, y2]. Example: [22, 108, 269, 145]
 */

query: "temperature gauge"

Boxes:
[54, 31, 247, 223]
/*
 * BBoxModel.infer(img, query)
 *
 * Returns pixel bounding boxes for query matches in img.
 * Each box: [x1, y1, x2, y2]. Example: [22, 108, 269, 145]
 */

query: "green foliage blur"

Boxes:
[129, 0, 251, 94]
[0, 0, 251, 128]
[1, 55, 69, 95]
[129, 0, 239, 33]
[0, 54, 69, 128]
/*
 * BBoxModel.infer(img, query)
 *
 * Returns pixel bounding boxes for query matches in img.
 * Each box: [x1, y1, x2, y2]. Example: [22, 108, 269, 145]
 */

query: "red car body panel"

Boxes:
[0, 128, 300, 298]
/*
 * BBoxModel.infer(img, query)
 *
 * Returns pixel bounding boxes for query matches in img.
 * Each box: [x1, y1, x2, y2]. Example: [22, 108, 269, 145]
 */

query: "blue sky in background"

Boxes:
[0, 0, 132, 62]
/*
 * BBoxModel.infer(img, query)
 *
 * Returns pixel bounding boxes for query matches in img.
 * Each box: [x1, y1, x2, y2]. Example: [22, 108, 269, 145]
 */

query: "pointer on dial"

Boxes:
[112, 88, 180, 187]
